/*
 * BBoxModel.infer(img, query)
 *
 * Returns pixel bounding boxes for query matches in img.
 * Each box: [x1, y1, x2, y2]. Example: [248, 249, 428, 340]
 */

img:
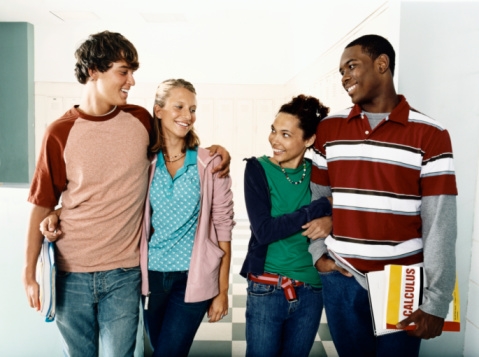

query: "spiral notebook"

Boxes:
[36, 239, 56, 322]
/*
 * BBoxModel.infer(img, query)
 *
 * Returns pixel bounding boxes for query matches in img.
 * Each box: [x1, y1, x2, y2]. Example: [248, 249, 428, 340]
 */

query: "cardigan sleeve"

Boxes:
[211, 155, 235, 242]
[244, 158, 332, 247]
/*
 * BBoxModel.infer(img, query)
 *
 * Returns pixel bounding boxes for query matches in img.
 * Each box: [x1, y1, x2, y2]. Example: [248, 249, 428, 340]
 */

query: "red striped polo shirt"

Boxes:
[311, 95, 457, 273]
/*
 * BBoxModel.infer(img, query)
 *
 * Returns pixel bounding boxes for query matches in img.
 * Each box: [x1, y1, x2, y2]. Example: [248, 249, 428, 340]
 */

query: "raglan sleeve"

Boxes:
[28, 121, 69, 209]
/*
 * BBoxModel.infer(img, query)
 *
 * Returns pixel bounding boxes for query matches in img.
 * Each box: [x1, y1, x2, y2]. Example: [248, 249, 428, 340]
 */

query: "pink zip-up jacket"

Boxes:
[140, 147, 235, 303]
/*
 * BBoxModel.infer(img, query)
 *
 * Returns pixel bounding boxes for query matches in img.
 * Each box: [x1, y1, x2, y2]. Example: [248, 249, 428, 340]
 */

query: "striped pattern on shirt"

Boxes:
[311, 96, 457, 273]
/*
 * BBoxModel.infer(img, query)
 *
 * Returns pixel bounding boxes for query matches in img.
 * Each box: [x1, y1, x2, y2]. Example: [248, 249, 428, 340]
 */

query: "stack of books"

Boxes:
[366, 264, 460, 336]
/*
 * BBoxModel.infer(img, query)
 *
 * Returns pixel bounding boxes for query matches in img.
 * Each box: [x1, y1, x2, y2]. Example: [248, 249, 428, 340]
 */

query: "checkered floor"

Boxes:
[184, 219, 339, 357]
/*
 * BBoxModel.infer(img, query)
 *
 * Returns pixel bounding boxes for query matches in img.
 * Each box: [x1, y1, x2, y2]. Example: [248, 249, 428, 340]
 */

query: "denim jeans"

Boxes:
[55, 267, 141, 357]
[245, 278, 323, 357]
[320, 270, 421, 357]
[143, 270, 211, 357]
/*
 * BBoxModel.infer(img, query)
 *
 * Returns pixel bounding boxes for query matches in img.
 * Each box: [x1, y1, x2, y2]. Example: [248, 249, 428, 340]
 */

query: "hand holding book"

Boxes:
[396, 308, 445, 339]
[366, 264, 460, 337]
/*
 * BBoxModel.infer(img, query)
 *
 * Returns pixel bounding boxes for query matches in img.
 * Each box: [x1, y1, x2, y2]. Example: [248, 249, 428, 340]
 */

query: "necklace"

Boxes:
[163, 152, 185, 163]
[279, 159, 307, 185]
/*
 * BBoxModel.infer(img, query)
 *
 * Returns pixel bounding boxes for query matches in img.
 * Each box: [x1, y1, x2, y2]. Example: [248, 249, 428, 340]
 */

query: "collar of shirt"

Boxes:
[157, 146, 198, 168]
[347, 95, 410, 126]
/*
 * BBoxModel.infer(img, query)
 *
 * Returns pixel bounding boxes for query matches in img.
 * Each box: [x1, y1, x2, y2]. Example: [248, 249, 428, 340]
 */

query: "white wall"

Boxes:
[0, 187, 65, 356]
[285, 2, 390, 110]
[468, 162, 479, 356]
[398, 2, 479, 356]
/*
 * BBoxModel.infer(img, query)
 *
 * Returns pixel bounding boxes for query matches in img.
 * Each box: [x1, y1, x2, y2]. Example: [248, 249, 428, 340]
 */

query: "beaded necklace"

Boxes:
[163, 152, 185, 163]
[279, 159, 307, 185]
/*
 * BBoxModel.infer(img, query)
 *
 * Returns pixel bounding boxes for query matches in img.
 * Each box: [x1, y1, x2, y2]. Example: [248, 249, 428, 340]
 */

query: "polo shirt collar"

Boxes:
[184, 147, 198, 167]
[157, 146, 198, 168]
[347, 95, 410, 126]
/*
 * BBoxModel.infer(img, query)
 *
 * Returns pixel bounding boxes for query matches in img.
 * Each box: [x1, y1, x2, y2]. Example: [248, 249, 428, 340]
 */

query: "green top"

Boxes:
[258, 156, 321, 287]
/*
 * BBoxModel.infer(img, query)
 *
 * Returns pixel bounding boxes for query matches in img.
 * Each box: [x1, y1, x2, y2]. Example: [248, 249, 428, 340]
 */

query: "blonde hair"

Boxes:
[150, 79, 200, 154]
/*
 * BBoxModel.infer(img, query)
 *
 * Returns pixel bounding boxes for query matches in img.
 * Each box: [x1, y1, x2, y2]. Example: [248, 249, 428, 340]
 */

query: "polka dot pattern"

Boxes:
[148, 149, 200, 272]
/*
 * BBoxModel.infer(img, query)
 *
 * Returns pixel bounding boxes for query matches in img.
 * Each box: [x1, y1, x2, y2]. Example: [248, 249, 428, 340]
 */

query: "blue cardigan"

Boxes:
[240, 157, 332, 278]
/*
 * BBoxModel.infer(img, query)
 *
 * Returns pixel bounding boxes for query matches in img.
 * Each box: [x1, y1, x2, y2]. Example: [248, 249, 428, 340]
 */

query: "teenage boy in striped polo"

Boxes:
[309, 34, 457, 356]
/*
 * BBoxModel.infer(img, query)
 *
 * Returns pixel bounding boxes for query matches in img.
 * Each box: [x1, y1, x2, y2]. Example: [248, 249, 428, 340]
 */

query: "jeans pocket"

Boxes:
[305, 285, 323, 294]
[121, 266, 141, 272]
[318, 270, 341, 277]
[247, 280, 275, 297]
[56, 270, 71, 278]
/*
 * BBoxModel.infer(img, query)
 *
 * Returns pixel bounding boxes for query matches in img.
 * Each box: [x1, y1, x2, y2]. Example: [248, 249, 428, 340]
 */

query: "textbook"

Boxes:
[36, 239, 56, 322]
[366, 264, 460, 336]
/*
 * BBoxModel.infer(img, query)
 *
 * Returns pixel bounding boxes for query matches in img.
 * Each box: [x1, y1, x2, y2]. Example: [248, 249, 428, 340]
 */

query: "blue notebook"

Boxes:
[36, 239, 56, 322]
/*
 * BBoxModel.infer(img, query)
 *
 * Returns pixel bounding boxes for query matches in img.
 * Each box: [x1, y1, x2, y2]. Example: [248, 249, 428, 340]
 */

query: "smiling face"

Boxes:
[269, 112, 315, 169]
[339, 45, 384, 110]
[154, 87, 197, 141]
[90, 60, 136, 110]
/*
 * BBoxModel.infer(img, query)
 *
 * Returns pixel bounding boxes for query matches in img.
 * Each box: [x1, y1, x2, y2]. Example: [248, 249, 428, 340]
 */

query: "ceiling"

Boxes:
[0, 0, 387, 84]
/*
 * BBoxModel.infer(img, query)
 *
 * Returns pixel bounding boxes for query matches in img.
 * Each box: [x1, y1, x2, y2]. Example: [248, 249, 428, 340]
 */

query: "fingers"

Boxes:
[302, 227, 327, 239]
[396, 316, 412, 330]
[207, 295, 229, 323]
[43, 230, 62, 242]
[211, 165, 230, 178]
[337, 266, 353, 277]
[301, 224, 320, 238]
[314, 255, 335, 272]
[25, 283, 40, 310]
[211, 155, 231, 178]
[208, 308, 228, 323]
[396, 309, 444, 339]
[47, 219, 57, 232]
[39, 215, 62, 241]
[207, 145, 231, 177]
[314, 255, 353, 277]
[301, 217, 332, 239]
[205, 145, 217, 155]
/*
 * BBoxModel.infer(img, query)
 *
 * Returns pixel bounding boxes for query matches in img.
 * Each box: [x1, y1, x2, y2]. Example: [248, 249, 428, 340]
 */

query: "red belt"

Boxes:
[248, 272, 304, 302]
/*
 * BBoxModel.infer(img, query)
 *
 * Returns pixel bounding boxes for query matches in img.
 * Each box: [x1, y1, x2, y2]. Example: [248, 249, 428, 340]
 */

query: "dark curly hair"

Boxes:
[74, 31, 139, 84]
[278, 95, 329, 140]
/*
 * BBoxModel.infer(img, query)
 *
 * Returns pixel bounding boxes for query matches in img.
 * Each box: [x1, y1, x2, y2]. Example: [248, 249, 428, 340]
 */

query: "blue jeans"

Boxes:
[143, 270, 211, 357]
[55, 267, 141, 357]
[320, 270, 421, 357]
[245, 278, 323, 357]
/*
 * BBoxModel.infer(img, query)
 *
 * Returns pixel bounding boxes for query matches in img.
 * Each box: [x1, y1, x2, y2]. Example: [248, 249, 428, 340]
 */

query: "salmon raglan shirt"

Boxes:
[28, 105, 152, 272]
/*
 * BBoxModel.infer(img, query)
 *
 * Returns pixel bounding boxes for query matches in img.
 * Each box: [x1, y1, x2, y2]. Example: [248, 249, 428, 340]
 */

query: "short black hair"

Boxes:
[346, 34, 396, 76]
